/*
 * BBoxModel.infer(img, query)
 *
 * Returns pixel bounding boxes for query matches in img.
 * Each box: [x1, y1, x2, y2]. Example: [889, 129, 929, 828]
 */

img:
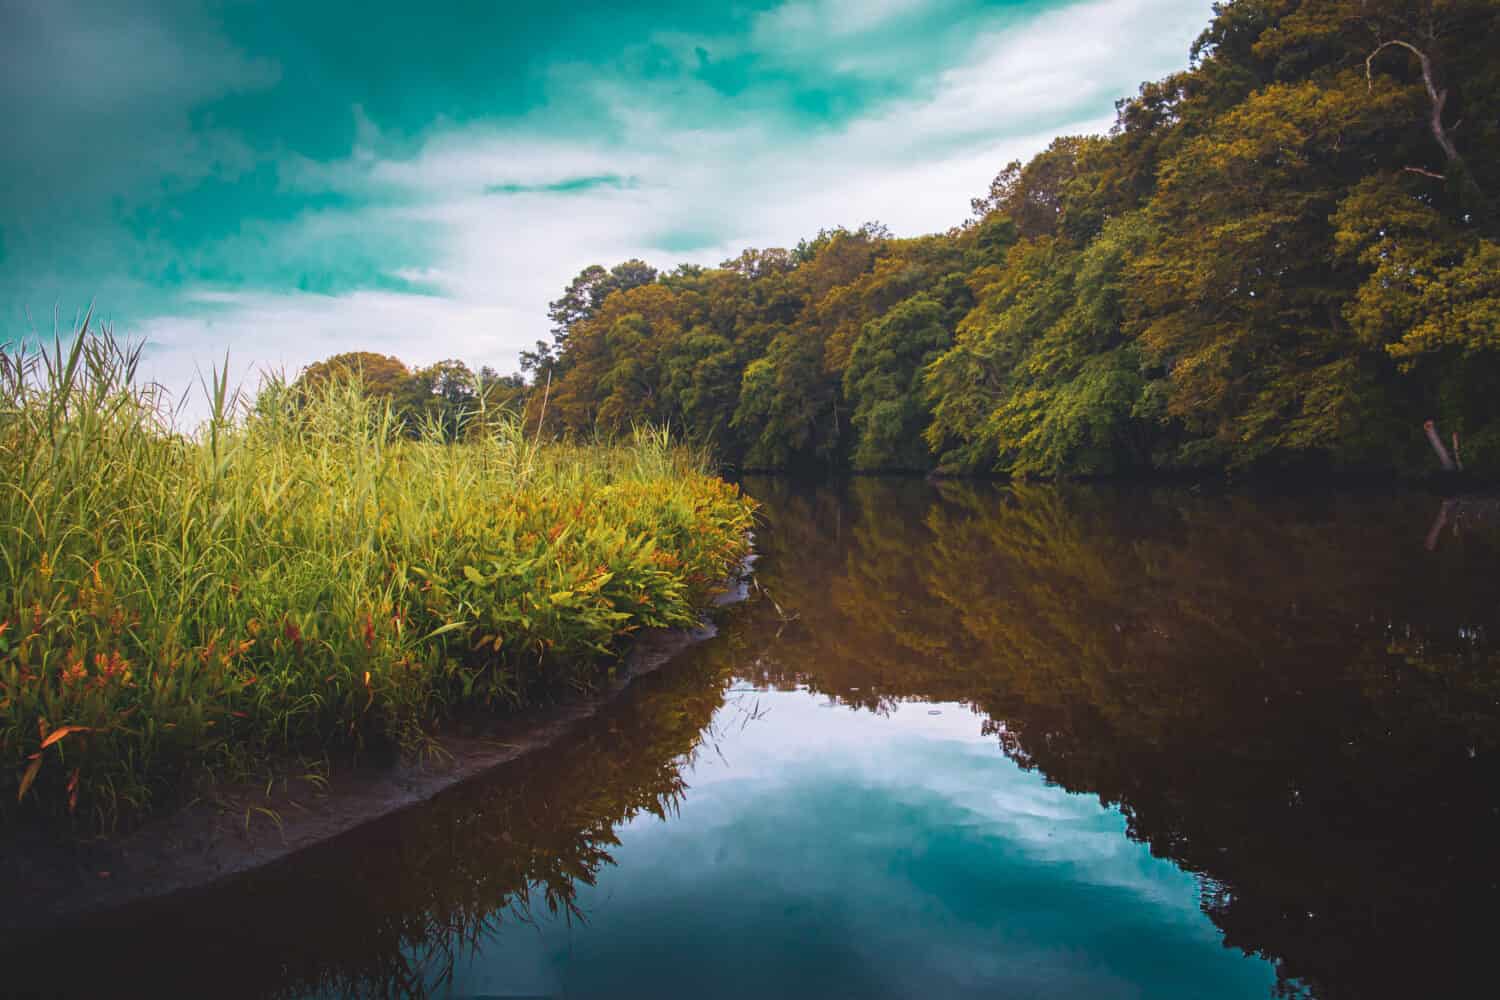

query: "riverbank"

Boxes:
[0, 577, 749, 928]
[8, 478, 1497, 999]
[1, 330, 755, 835]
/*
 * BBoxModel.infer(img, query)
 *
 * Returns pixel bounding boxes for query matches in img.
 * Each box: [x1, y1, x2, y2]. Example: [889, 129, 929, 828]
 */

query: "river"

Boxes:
[15, 478, 1500, 998]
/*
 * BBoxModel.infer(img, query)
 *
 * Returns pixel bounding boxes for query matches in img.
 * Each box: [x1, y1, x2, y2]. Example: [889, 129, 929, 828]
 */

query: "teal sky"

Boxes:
[0, 0, 1211, 405]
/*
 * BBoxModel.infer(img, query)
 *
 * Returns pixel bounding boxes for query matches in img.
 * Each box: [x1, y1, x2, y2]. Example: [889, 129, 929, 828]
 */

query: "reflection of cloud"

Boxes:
[684, 693, 1171, 892]
[446, 687, 1277, 999]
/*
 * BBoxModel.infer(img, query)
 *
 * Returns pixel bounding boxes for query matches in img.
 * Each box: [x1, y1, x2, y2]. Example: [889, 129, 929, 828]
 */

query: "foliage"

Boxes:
[536, 0, 1500, 478]
[0, 327, 753, 831]
[291, 351, 527, 441]
[844, 294, 953, 471]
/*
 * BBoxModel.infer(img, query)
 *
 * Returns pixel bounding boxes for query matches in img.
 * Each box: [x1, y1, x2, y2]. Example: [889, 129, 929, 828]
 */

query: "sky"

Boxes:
[0, 0, 1214, 407]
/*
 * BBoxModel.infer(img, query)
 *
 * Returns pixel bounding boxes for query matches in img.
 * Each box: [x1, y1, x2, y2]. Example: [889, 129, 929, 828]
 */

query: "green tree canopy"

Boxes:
[533, 0, 1500, 478]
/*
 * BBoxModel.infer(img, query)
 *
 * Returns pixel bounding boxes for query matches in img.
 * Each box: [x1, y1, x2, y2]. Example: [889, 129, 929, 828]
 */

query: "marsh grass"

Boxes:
[0, 324, 753, 831]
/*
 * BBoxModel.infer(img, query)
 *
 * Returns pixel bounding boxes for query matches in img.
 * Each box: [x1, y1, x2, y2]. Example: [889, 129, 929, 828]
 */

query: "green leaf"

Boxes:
[423, 620, 471, 641]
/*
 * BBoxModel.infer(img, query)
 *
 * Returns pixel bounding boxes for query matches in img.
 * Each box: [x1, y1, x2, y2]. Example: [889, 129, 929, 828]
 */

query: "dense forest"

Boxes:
[499, 0, 1499, 478]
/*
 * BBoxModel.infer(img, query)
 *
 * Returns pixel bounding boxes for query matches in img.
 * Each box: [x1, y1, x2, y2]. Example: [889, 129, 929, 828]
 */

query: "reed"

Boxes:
[0, 322, 754, 831]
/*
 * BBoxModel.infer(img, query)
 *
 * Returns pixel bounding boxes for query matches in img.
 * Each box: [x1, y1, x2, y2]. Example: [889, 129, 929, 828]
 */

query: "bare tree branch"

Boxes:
[1367, 39, 1461, 163]
[1402, 166, 1447, 181]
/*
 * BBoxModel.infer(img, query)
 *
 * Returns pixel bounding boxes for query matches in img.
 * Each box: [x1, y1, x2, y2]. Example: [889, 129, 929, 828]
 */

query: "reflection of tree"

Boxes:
[22, 481, 1500, 998]
[741, 478, 1500, 1000]
[1425, 495, 1500, 550]
[730, 477, 987, 712]
[18, 656, 732, 999]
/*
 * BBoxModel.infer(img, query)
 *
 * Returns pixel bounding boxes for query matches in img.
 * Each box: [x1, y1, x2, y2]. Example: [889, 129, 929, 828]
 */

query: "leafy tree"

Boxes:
[405, 360, 479, 440]
[294, 353, 526, 442]
[295, 352, 411, 399]
[523, 260, 660, 378]
[528, 0, 1500, 478]
[970, 136, 1090, 240]
[845, 295, 952, 470]
[732, 328, 839, 470]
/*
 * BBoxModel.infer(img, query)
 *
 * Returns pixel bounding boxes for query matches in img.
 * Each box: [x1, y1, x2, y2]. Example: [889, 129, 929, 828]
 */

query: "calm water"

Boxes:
[19, 480, 1500, 998]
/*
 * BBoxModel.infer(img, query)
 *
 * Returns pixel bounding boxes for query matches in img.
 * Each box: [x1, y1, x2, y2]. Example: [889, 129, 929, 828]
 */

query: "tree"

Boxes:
[732, 329, 839, 470]
[295, 352, 411, 399]
[292, 353, 530, 442]
[525, 260, 661, 378]
[844, 295, 951, 470]
[404, 360, 479, 440]
[970, 137, 1090, 239]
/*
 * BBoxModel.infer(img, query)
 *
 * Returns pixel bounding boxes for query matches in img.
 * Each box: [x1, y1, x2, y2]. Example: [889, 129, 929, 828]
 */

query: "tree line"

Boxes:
[290, 352, 527, 440]
[511, 0, 1499, 478]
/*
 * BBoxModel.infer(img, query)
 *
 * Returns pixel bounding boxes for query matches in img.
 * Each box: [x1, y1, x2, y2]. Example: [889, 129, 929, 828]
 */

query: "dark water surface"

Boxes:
[17, 480, 1500, 998]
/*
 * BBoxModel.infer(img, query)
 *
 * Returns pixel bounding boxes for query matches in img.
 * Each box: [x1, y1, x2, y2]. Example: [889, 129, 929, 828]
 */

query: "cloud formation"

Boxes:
[0, 0, 1213, 413]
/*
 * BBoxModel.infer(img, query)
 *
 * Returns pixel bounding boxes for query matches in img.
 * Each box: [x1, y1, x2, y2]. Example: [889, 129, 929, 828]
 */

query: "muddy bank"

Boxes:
[0, 567, 752, 929]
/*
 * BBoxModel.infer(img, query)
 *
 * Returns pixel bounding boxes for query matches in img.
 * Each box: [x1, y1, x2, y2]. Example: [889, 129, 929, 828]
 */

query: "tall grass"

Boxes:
[0, 325, 754, 831]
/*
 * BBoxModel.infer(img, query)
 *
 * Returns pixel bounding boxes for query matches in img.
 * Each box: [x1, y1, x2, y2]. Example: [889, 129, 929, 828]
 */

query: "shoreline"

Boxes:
[731, 467, 1497, 495]
[0, 562, 753, 930]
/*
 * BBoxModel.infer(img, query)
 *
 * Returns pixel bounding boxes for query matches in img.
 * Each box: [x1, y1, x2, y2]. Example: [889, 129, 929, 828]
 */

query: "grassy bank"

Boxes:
[0, 329, 754, 831]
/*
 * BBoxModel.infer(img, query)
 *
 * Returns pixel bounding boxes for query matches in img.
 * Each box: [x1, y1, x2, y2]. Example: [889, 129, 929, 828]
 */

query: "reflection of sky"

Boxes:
[444, 689, 1279, 999]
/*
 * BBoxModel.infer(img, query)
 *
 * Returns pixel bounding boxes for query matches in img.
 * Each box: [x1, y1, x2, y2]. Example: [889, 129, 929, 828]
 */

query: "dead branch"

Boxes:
[1367, 39, 1462, 163]
[1402, 165, 1447, 181]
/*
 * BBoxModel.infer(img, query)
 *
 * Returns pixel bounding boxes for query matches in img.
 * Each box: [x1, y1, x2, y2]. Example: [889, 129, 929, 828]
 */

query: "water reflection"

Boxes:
[9, 655, 734, 998]
[441, 693, 1277, 999]
[11, 480, 1498, 999]
[736, 478, 1500, 999]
